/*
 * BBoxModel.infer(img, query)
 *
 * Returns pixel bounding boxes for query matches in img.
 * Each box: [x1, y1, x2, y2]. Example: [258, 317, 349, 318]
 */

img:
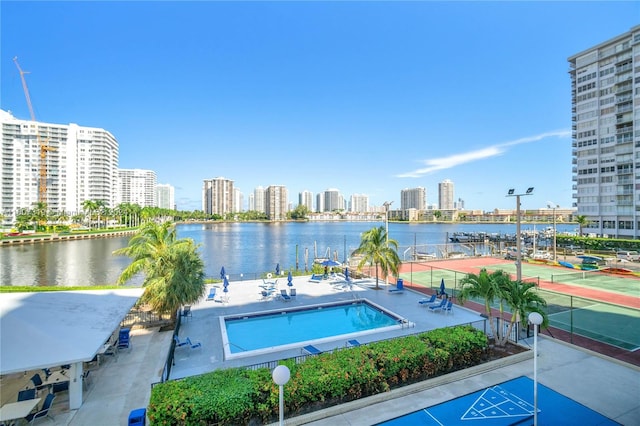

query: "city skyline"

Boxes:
[2, 2, 638, 211]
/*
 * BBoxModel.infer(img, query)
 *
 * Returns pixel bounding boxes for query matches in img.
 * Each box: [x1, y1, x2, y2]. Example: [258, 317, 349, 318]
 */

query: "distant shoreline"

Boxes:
[0, 220, 578, 247]
[0, 229, 137, 246]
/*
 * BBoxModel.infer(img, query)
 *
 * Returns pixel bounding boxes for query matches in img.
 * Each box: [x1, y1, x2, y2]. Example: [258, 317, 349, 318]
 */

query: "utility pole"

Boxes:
[507, 188, 534, 281]
[383, 201, 393, 285]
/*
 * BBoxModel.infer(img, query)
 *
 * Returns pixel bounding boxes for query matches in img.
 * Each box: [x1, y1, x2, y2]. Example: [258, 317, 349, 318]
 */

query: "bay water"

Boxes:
[0, 221, 576, 287]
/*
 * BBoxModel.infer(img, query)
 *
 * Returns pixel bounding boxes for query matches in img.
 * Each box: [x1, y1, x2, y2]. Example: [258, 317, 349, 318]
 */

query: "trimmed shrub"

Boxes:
[148, 326, 489, 425]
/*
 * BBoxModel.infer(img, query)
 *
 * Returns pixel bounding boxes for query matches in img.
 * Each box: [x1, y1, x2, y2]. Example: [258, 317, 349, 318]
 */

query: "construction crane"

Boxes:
[13, 56, 56, 204]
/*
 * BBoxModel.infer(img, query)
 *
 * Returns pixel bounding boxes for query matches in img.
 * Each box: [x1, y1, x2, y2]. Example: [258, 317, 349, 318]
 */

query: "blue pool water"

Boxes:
[224, 300, 401, 354]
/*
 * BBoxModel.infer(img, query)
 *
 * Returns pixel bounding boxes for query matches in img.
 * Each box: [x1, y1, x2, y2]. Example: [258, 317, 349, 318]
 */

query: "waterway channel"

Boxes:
[0, 222, 577, 287]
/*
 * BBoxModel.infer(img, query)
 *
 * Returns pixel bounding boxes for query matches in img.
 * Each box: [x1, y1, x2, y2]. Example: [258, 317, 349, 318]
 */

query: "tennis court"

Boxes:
[543, 293, 640, 351]
[399, 260, 640, 352]
[377, 376, 619, 426]
[400, 261, 640, 298]
[491, 262, 639, 297]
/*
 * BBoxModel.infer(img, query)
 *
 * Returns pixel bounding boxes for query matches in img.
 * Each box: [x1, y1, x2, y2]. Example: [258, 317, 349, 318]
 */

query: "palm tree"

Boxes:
[575, 215, 588, 237]
[496, 279, 548, 347]
[352, 226, 401, 290]
[113, 221, 206, 320]
[94, 200, 106, 229]
[458, 268, 505, 342]
[32, 202, 49, 231]
[82, 200, 97, 228]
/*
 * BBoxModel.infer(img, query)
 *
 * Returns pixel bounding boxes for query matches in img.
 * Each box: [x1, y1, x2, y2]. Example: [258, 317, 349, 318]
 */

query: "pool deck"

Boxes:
[35, 274, 640, 425]
[171, 275, 485, 378]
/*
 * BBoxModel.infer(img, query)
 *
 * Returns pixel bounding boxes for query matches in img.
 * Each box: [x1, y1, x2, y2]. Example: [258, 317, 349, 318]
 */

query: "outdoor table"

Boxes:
[0, 397, 41, 424]
[42, 370, 70, 388]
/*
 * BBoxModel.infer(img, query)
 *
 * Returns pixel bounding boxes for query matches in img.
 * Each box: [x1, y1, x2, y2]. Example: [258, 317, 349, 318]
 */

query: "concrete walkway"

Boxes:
[47, 326, 172, 425]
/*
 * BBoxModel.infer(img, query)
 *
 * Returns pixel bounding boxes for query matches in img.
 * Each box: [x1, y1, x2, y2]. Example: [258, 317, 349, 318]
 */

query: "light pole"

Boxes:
[547, 202, 558, 261]
[507, 187, 534, 281]
[383, 201, 393, 285]
[528, 311, 543, 426]
[272, 365, 290, 426]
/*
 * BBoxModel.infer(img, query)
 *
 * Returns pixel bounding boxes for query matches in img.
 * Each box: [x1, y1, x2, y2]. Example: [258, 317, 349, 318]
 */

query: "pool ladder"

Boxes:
[398, 319, 414, 329]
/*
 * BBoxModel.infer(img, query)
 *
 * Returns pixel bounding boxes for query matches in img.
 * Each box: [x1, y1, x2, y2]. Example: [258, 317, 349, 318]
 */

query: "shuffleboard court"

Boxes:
[376, 376, 619, 426]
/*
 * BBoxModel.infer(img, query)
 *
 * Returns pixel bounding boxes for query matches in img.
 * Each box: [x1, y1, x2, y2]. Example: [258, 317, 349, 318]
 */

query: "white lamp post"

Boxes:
[528, 311, 543, 426]
[383, 201, 393, 285]
[507, 187, 534, 281]
[272, 365, 290, 426]
[547, 203, 558, 261]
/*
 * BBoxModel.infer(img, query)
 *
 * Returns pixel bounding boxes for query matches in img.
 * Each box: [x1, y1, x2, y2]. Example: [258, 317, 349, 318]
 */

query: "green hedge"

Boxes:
[148, 326, 489, 425]
[557, 235, 640, 252]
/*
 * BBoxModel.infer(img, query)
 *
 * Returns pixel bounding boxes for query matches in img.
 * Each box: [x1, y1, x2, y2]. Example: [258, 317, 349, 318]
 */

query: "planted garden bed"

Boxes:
[148, 326, 526, 425]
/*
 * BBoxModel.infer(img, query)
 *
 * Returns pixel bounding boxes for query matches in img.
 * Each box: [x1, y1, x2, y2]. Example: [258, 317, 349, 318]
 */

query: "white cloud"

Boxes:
[396, 130, 571, 178]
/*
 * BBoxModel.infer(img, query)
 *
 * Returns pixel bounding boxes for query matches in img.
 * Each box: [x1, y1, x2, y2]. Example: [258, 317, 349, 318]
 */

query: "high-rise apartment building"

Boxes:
[315, 193, 324, 213]
[233, 188, 244, 213]
[253, 186, 266, 213]
[265, 185, 288, 221]
[156, 183, 175, 210]
[119, 169, 157, 208]
[322, 188, 343, 212]
[203, 177, 234, 216]
[0, 110, 119, 221]
[400, 187, 426, 211]
[299, 190, 314, 211]
[569, 25, 640, 239]
[349, 194, 369, 213]
[438, 179, 454, 210]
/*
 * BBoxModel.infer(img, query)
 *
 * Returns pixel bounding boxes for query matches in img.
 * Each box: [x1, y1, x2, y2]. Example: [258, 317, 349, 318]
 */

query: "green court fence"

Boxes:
[400, 262, 639, 352]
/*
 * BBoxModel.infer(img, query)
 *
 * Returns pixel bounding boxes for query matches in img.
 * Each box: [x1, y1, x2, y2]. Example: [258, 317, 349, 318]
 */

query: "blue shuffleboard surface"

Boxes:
[377, 376, 619, 426]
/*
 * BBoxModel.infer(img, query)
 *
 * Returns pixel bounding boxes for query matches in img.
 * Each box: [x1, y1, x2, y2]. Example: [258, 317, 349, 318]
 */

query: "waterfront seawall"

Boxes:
[0, 230, 137, 246]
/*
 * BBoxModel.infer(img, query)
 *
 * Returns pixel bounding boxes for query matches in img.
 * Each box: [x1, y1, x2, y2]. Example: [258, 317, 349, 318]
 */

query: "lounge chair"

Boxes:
[24, 393, 55, 425]
[429, 298, 449, 313]
[174, 335, 201, 349]
[309, 274, 323, 283]
[302, 344, 322, 355]
[418, 294, 437, 306]
[289, 288, 296, 297]
[347, 339, 361, 347]
[206, 287, 216, 301]
[259, 290, 272, 300]
[185, 337, 202, 349]
[174, 335, 189, 348]
[280, 289, 291, 301]
[443, 300, 454, 315]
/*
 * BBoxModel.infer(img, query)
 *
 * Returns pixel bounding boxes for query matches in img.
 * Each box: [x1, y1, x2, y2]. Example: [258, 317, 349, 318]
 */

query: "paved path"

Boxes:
[46, 327, 171, 425]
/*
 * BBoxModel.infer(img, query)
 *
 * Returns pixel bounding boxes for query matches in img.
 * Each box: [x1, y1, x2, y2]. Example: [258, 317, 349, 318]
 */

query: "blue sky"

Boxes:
[2, 1, 638, 212]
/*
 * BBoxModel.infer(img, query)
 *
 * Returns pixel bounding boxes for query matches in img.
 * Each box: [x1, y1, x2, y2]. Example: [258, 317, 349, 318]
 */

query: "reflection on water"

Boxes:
[0, 222, 577, 287]
[0, 237, 136, 287]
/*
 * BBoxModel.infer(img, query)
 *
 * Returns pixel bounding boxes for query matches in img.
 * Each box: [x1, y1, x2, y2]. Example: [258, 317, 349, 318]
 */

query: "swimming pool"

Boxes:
[220, 299, 407, 359]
